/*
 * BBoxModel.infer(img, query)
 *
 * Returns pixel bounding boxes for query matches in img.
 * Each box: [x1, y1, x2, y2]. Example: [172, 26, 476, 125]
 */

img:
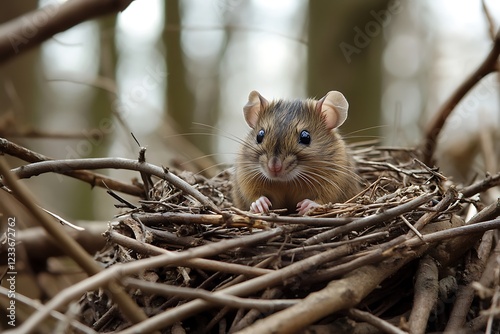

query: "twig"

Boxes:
[229, 289, 283, 332]
[0, 224, 106, 264]
[107, 230, 272, 277]
[421, 28, 500, 165]
[230, 207, 356, 226]
[130, 212, 269, 229]
[0, 158, 148, 330]
[403, 218, 500, 249]
[0, 137, 144, 196]
[0, 0, 133, 63]
[116, 243, 354, 334]
[481, 0, 497, 41]
[347, 308, 407, 334]
[11, 226, 288, 334]
[233, 243, 430, 333]
[408, 255, 439, 334]
[8, 157, 221, 213]
[123, 277, 298, 311]
[303, 191, 435, 245]
[0, 287, 97, 334]
[460, 172, 500, 198]
[444, 230, 494, 332]
[400, 215, 424, 239]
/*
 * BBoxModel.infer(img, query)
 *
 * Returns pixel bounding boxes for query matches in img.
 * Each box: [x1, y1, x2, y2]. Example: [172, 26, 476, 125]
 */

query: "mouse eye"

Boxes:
[299, 130, 311, 145]
[256, 129, 265, 144]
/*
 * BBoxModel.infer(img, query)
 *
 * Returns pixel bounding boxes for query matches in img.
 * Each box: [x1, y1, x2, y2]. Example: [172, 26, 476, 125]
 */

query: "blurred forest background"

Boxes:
[1, 0, 499, 223]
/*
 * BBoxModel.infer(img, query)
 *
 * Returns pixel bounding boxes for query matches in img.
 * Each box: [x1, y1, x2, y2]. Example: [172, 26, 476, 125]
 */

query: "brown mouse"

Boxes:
[232, 90, 361, 215]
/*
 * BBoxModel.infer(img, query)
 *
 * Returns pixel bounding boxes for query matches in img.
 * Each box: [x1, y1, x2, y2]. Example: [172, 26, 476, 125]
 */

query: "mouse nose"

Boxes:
[268, 157, 283, 174]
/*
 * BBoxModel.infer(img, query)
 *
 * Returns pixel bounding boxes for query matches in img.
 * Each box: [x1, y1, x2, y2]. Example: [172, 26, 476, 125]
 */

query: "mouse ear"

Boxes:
[316, 91, 349, 130]
[243, 91, 268, 128]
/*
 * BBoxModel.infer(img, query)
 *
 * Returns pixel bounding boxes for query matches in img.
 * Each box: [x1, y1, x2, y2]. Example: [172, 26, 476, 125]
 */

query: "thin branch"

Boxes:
[0, 0, 133, 63]
[233, 244, 430, 333]
[481, 0, 497, 41]
[303, 191, 436, 245]
[403, 218, 500, 249]
[0, 224, 106, 265]
[408, 255, 439, 334]
[347, 308, 407, 334]
[0, 287, 97, 334]
[421, 28, 500, 166]
[0, 158, 148, 330]
[8, 157, 221, 213]
[0, 137, 144, 197]
[11, 226, 288, 334]
[444, 230, 494, 332]
[123, 277, 298, 311]
[107, 230, 272, 277]
[460, 172, 500, 198]
[116, 243, 354, 334]
[130, 212, 269, 229]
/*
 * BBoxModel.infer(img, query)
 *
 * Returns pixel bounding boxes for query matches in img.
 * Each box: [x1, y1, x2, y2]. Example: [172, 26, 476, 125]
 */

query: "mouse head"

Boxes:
[243, 90, 349, 131]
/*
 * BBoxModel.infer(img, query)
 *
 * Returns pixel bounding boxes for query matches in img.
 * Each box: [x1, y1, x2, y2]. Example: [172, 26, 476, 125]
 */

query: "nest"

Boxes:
[78, 144, 500, 333]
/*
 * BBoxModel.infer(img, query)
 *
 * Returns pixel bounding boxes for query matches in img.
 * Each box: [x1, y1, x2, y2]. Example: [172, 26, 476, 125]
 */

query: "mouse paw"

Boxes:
[250, 196, 272, 213]
[297, 199, 320, 215]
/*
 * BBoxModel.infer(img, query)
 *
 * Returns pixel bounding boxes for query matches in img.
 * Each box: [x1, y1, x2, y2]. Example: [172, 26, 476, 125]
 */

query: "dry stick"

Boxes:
[107, 230, 272, 277]
[136, 211, 355, 227]
[403, 218, 500, 249]
[442, 200, 500, 331]
[235, 244, 430, 334]
[132, 212, 268, 229]
[236, 212, 500, 333]
[117, 216, 500, 333]
[303, 191, 435, 245]
[10, 226, 288, 334]
[230, 289, 283, 332]
[0, 0, 133, 63]
[123, 278, 298, 311]
[460, 172, 500, 198]
[444, 230, 494, 333]
[465, 237, 500, 332]
[10, 157, 221, 213]
[421, 28, 500, 166]
[408, 255, 439, 334]
[0, 287, 97, 334]
[0, 137, 144, 197]
[117, 244, 354, 334]
[347, 308, 407, 334]
[0, 159, 148, 330]
[307, 189, 455, 284]
[231, 207, 356, 226]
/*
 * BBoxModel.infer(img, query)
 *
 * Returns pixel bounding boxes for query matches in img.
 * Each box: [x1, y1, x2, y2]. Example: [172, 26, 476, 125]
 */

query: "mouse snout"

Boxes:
[267, 157, 283, 176]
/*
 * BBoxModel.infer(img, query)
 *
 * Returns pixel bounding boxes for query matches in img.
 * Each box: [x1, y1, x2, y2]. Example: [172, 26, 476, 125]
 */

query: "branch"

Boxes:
[408, 255, 439, 334]
[123, 278, 298, 311]
[107, 230, 272, 277]
[8, 157, 221, 213]
[0, 224, 107, 265]
[117, 243, 353, 333]
[11, 226, 288, 334]
[0, 158, 148, 330]
[0, 0, 133, 63]
[421, 29, 500, 166]
[347, 308, 407, 334]
[444, 230, 493, 331]
[303, 191, 436, 245]
[0, 137, 144, 197]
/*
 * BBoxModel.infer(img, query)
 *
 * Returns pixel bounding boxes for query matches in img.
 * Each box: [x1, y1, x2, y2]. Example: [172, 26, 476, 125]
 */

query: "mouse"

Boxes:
[232, 90, 362, 215]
